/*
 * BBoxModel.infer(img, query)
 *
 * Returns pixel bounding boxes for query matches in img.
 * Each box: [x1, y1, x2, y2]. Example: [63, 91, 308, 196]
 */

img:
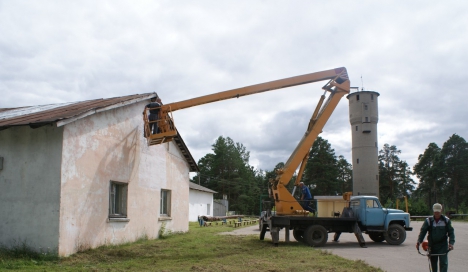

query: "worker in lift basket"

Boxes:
[416, 203, 455, 272]
[299, 182, 314, 214]
[144, 96, 162, 134]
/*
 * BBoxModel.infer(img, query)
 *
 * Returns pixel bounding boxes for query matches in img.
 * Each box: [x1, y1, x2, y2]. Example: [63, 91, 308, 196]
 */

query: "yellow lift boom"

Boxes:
[143, 67, 350, 215]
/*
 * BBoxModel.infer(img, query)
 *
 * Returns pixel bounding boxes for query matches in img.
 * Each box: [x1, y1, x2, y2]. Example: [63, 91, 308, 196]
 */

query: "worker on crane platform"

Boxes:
[145, 96, 162, 134]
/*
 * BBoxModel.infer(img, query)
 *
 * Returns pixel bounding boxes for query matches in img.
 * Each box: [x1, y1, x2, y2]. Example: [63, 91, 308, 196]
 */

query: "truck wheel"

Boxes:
[384, 224, 406, 245]
[304, 225, 328, 247]
[368, 232, 385, 243]
[293, 229, 306, 243]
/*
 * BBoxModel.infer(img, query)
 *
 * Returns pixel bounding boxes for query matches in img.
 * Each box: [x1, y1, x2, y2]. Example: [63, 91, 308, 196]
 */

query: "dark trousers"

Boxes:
[301, 199, 315, 213]
[430, 254, 448, 272]
[148, 114, 159, 134]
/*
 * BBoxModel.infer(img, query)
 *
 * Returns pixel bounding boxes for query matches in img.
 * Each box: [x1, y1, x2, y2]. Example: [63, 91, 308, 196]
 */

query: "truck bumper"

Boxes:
[405, 227, 413, 231]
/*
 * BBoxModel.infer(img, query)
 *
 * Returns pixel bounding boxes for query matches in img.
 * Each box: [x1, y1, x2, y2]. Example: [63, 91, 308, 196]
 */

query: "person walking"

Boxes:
[299, 182, 314, 213]
[416, 203, 455, 272]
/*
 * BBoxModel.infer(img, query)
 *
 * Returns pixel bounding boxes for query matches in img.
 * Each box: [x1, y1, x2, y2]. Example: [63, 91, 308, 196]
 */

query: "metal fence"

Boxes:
[411, 214, 468, 220]
[213, 199, 228, 216]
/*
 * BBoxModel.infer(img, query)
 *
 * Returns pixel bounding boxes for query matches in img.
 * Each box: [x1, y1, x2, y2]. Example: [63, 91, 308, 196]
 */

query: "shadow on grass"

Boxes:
[0, 240, 58, 261]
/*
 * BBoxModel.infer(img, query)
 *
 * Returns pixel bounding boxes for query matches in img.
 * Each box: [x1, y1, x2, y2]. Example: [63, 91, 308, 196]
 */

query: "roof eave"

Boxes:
[56, 94, 155, 127]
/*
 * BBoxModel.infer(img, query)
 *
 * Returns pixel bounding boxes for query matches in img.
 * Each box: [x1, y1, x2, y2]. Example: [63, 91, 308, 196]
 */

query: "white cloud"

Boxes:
[1, 0, 468, 173]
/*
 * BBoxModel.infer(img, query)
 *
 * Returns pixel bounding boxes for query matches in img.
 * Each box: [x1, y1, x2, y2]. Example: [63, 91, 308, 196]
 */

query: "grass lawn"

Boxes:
[0, 222, 382, 271]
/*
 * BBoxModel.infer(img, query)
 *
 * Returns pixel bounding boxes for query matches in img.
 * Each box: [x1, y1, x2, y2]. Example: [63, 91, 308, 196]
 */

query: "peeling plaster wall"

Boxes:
[59, 101, 190, 256]
[0, 125, 62, 252]
[189, 190, 214, 221]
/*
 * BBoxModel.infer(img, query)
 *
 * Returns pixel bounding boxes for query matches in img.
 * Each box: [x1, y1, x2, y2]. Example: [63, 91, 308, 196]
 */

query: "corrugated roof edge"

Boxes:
[0, 108, 23, 113]
[174, 130, 200, 173]
[0, 93, 157, 129]
[189, 181, 217, 194]
[56, 94, 155, 127]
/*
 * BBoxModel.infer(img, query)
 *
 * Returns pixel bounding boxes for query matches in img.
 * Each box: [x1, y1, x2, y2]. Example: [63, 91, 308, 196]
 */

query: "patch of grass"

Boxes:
[0, 223, 383, 271]
[0, 240, 59, 270]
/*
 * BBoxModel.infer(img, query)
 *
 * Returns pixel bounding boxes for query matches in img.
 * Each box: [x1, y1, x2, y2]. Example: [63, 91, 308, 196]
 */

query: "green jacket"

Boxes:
[417, 215, 455, 253]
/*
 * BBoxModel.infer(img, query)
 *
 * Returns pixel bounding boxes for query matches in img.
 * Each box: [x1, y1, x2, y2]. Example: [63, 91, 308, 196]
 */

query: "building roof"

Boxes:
[0, 93, 154, 128]
[0, 93, 199, 172]
[189, 182, 217, 194]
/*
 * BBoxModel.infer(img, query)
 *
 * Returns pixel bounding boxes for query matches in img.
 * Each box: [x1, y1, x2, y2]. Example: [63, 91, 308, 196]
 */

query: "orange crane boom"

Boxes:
[143, 67, 350, 215]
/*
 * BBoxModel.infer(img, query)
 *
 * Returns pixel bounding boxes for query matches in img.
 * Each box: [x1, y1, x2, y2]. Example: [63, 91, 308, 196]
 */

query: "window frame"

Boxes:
[350, 200, 360, 208]
[160, 189, 172, 217]
[366, 199, 380, 208]
[109, 181, 128, 219]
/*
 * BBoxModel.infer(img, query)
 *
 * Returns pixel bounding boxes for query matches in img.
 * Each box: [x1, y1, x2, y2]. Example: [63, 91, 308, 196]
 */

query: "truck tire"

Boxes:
[293, 229, 306, 243]
[304, 225, 328, 247]
[384, 224, 406, 245]
[368, 232, 385, 243]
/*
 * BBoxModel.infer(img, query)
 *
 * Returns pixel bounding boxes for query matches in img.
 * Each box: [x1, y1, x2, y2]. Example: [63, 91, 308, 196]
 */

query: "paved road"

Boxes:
[223, 221, 466, 272]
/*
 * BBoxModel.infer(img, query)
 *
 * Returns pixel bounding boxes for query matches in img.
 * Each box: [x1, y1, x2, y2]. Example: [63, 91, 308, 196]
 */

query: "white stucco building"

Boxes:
[188, 182, 216, 222]
[0, 93, 199, 256]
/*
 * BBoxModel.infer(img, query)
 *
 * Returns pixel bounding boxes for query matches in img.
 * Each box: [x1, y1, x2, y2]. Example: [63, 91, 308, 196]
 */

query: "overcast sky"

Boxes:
[1, 1, 468, 174]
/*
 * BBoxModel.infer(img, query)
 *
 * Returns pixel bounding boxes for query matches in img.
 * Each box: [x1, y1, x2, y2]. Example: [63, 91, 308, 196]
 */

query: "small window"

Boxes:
[109, 181, 128, 218]
[375, 142, 377, 147]
[365, 117, 369, 122]
[366, 199, 380, 208]
[207, 204, 211, 215]
[371, 94, 374, 100]
[355, 126, 358, 131]
[364, 104, 368, 110]
[357, 158, 359, 164]
[356, 95, 360, 101]
[160, 189, 171, 217]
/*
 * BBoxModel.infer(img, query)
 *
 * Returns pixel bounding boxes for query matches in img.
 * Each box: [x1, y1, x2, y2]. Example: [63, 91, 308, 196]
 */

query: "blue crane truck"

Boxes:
[259, 195, 412, 247]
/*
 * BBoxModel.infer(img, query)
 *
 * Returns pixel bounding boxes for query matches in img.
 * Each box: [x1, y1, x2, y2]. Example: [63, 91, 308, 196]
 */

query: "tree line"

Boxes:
[191, 134, 468, 215]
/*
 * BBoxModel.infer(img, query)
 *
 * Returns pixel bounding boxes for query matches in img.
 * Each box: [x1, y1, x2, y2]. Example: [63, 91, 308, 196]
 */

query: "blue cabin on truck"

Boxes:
[350, 196, 412, 230]
[346, 195, 412, 246]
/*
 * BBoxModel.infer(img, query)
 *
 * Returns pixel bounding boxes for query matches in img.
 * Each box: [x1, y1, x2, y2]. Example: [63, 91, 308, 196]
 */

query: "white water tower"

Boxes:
[347, 91, 380, 197]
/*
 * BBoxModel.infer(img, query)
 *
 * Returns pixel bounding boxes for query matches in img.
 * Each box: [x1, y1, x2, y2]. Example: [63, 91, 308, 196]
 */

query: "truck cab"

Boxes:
[349, 196, 412, 245]
[351, 196, 411, 229]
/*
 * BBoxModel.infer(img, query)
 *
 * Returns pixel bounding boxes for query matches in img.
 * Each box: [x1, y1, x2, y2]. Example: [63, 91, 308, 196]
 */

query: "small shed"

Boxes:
[188, 182, 217, 221]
